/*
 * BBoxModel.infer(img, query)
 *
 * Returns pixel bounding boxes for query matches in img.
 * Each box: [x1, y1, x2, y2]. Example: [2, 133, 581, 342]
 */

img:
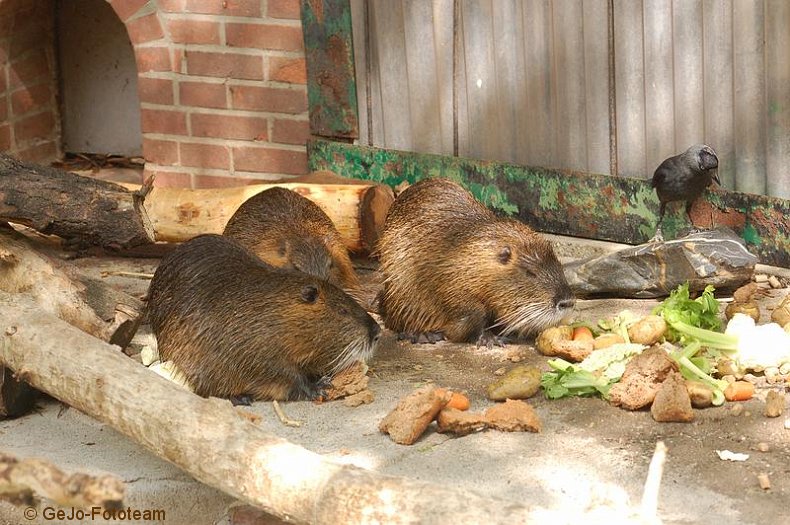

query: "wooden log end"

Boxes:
[359, 184, 395, 255]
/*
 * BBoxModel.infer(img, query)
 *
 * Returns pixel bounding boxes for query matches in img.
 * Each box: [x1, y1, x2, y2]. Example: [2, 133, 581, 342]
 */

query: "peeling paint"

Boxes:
[301, 0, 358, 139]
[308, 139, 790, 267]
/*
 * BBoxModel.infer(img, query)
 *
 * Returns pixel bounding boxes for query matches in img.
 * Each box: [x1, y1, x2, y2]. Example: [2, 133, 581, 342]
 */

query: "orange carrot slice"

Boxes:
[572, 326, 594, 342]
[724, 381, 754, 402]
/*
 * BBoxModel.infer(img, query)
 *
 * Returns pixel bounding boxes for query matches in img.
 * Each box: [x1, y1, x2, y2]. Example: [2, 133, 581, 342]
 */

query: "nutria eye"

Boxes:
[498, 246, 512, 264]
[300, 285, 319, 303]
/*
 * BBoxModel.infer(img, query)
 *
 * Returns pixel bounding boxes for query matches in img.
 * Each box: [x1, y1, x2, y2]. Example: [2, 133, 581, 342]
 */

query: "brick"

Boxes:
[267, 0, 301, 20]
[0, 96, 6, 121]
[14, 110, 55, 142]
[126, 13, 165, 44]
[137, 77, 174, 105]
[167, 19, 220, 45]
[143, 138, 179, 165]
[0, 123, 10, 150]
[271, 118, 308, 145]
[193, 174, 257, 188]
[135, 47, 171, 72]
[180, 142, 230, 169]
[190, 113, 268, 141]
[0, 68, 6, 93]
[268, 57, 306, 84]
[15, 141, 57, 163]
[226, 23, 303, 52]
[9, 16, 49, 56]
[140, 108, 187, 134]
[145, 169, 192, 188]
[187, 51, 263, 80]
[230, 85, 307, 113]
[10, 83, 51, 116]
[233, 146, 307, 175]
[158, 0, 261, 17]
[8, 50, 50, 89]
[109, 0, 150, 22]
[179, 81, 226, 108]
[171, 48, 186, 73]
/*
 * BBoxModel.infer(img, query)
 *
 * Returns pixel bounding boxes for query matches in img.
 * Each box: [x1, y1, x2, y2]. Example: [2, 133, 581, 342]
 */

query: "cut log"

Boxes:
[0, 154, 154, 250]
[0, 227, 144, 348]
[0, 293, 641, 524]
[122, 180, 394, 254]
[0, 451, 124, 510]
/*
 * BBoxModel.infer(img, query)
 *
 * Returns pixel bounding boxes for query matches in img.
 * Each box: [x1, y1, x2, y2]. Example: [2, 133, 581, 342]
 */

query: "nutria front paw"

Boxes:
[397, 331, 445, 344]
[296, 376, 332, 401]
[476, 331, 508, 349]
[229, 394, 254, 406]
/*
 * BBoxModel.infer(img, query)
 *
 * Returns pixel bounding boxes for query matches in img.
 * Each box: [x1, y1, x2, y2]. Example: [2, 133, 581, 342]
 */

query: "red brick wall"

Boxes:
[0, 0, 61, 163]
[0, 0, 310, 188]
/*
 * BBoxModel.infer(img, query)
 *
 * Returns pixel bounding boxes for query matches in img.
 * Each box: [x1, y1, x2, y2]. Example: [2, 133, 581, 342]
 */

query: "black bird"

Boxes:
[650, 144, 720, 241]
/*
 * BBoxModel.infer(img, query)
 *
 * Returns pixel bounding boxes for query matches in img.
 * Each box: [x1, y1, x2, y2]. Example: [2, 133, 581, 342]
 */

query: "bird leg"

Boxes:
[649, 203, 666, 243]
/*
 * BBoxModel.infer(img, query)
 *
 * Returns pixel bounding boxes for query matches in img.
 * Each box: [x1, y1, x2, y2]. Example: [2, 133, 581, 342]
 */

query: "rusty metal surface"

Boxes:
[300, 0, 359, 139]
[308, 138, 790, 268]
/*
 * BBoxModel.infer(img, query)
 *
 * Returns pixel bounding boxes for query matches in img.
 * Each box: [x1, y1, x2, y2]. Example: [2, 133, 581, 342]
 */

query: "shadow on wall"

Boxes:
[0, 0, 142, 166]
[0, 0, 61, 163]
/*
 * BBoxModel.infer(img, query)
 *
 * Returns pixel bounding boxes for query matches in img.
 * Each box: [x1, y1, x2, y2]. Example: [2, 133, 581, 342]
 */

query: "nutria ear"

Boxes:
[497, 246, 512, 264]
[300, 284, 319, 303]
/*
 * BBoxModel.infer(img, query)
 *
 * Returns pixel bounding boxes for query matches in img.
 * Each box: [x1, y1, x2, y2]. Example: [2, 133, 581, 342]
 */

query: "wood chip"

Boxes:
[764, 390, 785, 418]
[272, 400, 301, 427]
[768, 276, 782, 289]
[757, 472, 771, 490]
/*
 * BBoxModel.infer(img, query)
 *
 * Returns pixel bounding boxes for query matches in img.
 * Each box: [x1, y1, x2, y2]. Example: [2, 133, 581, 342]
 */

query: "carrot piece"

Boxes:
[447, 392, 470, 411]
[724, 381, 754, 402]
[435, 388, 471, 411]
[572, 326, 594, 342]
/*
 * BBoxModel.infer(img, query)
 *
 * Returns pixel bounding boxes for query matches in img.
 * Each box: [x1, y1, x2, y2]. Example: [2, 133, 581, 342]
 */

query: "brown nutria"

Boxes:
[146, 234, 380, 401]
[377, 178, 575, 344]
[222, 187, 360, 293]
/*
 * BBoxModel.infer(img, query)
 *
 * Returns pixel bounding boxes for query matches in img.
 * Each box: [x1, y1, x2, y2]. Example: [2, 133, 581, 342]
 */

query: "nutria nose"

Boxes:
[556, 298, 576, 310]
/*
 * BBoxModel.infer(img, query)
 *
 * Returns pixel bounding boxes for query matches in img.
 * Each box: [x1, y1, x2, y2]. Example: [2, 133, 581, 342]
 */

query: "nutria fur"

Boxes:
[147, 234, 380, 401]
[377, 178, 575, 344]
[223, 187, 359, 292]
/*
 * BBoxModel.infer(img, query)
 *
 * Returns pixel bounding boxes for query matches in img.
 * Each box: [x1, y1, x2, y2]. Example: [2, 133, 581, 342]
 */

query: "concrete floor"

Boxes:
[0, 236, 788, 525]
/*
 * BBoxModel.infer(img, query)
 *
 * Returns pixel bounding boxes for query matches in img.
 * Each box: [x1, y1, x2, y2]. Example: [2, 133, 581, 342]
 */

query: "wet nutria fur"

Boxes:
[377, 178, 575, 344]
[223, 187, 360, 292]
[147, 234, 380, 401]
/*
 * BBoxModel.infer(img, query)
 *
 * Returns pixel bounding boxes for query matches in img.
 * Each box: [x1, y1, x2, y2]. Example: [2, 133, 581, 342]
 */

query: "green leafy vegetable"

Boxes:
[668, 341, 728, 406]
[577, 343, 647, 380]
[597, 310, 640, 344]
[652, 283, 722, 342]
[541, 359, 612, 400]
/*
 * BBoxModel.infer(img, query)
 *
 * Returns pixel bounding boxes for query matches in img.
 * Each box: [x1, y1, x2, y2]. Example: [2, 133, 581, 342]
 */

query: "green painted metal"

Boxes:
[300, 0, 358, 139]
[307, 139, 790, 268]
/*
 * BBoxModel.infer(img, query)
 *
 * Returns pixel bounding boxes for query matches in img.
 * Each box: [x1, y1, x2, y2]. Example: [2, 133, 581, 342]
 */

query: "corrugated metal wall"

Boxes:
[350, 0, 790, 199]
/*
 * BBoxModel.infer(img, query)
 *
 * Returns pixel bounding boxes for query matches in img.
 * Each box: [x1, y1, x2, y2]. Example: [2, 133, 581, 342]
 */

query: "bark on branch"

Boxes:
[0, 227, 143, 348]
[0, 154, 154, 250]
[0, 451, 124, 510]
